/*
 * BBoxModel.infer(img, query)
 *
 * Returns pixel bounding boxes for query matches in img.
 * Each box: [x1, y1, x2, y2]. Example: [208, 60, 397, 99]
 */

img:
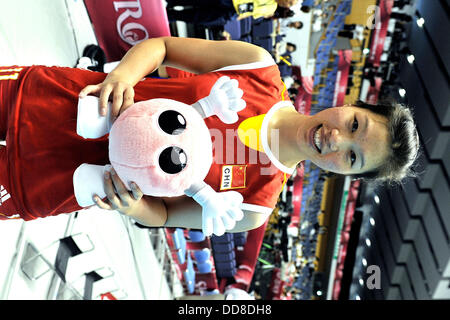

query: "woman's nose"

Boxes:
[329, 128, 341, 152]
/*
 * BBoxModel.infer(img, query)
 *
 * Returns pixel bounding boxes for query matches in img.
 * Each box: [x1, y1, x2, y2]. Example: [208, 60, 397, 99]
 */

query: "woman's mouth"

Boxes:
[311, 124, 322, 153]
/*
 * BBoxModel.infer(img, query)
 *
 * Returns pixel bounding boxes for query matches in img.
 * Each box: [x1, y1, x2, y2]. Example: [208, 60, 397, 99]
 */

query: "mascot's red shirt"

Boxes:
[0, 61, 294, 220]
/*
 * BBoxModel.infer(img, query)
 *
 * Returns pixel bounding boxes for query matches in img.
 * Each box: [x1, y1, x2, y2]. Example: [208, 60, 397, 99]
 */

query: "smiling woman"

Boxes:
[348, 100, 420, 184]
[265, 99, 419, 185]
[0, 37, 419, 234]
[304, 105, 391, 175]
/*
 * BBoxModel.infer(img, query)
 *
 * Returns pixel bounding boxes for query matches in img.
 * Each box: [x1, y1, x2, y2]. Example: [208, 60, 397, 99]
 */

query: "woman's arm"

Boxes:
[94, 166, 269, 233]
[79, 37, 273, 118]
[159, 195, 269, 233]
[92, 167, 168, 226]
[126, 36, 272, 79]
[124, 194, 269, 233]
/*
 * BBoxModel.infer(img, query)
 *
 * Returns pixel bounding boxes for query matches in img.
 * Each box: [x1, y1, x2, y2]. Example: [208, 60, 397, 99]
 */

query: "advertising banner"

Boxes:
[294, 76, 313, 115]
[333, 50, 353, 107]
[84, 0, 171, 61]
[367, 0, 394, 67]
[267, 267, 285, 300]
[365, 77, 383, 104]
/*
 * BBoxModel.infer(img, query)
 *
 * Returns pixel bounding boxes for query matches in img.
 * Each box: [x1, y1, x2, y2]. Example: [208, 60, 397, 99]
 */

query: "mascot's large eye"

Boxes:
[158, 110, 186, 135]
[159, 146, 187, 174]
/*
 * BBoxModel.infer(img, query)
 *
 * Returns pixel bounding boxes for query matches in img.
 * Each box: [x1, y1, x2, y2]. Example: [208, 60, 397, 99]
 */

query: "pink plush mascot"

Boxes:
[73, 76, 246, 236]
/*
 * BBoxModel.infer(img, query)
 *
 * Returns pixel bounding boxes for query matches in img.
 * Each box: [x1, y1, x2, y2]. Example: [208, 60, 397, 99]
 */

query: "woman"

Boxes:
[0, 37, 419, 235]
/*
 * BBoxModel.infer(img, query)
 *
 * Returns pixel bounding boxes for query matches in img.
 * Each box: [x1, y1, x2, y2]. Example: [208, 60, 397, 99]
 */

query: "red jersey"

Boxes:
[0, 62, 293, 220]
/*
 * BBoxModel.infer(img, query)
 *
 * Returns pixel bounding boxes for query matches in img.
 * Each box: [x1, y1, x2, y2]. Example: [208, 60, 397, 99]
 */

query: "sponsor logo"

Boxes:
[0, 185, 19, 219]
[114, 0, 149, 45]
[0, 185, 11, 205]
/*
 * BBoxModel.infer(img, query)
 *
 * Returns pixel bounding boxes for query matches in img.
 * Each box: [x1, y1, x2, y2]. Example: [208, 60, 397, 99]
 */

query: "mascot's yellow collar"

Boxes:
[236, 101, 297, 174]
[237, 114, 266, 152]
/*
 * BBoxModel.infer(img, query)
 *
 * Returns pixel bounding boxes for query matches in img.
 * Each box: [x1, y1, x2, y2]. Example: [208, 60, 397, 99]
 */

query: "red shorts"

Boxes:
[0, 66, 109, 220]
[0, 67, 23, 219]
[0, 147, 20, 220]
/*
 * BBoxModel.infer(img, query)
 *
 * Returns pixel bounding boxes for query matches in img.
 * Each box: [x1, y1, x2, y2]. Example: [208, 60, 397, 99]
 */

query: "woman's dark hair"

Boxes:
[349, 99, 420, 186]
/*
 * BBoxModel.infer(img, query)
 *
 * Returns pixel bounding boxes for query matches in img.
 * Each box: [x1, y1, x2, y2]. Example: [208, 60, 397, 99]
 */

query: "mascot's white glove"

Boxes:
[197, 76, 246, 124]
[185, 182, 244, 237]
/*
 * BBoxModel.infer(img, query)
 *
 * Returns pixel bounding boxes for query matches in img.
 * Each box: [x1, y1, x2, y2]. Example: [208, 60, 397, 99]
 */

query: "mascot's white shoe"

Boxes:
[73, 163, 111, 207]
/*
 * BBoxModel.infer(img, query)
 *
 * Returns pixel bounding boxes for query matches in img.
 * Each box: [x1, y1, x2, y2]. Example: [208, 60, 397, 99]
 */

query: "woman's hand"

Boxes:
[93, 167, 144, 217]
[79, 73, 135, 122]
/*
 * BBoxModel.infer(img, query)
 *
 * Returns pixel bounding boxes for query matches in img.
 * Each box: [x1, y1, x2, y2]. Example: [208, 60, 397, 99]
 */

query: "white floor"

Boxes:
[0, 0, 181, 300]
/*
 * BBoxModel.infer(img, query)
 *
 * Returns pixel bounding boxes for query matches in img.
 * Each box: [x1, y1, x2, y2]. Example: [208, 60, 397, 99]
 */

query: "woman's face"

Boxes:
[297, 106, 391, 175]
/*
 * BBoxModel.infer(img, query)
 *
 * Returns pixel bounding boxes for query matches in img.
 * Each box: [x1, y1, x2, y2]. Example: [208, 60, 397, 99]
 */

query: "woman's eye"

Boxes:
[352, 117, 358, 132]
[350, 150, 356, 167]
